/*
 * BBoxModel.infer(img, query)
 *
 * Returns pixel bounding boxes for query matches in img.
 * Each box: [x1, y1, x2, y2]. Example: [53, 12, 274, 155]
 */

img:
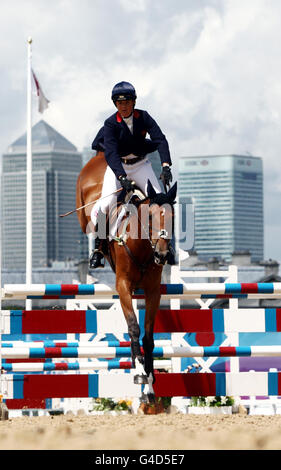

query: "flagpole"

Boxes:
[26, 37, 33, 311]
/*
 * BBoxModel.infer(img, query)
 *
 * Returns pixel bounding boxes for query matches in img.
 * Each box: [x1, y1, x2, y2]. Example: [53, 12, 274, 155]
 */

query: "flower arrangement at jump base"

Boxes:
[91, 397, 171, 415]
[190, 396, 235, 407]
[91, 398, 132, 414]
[188, 396, 235, 414]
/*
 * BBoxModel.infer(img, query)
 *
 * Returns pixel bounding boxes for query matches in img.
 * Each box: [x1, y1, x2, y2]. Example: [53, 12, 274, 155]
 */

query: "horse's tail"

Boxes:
[76, 174, 88, 233]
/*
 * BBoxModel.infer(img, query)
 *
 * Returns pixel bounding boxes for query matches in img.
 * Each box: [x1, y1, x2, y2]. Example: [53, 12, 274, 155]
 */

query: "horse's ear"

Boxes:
[167, 182, 177, 203]
[147, 179, 157, 199]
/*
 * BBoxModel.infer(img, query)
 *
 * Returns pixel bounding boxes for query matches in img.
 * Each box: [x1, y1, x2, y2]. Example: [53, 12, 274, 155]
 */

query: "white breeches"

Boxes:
[90, 157, 161, 227]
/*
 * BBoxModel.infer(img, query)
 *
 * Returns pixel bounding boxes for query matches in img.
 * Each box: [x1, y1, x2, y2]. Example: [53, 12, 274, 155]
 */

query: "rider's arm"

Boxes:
[104, 118, 127, 179]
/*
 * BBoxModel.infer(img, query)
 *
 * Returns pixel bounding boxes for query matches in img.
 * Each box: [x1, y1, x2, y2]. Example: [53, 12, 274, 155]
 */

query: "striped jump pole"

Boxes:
[2, 359, 172, 373]
[1, 339, 171, 349]
[3, 282, 281, 300]
[3, 345, 281, 359]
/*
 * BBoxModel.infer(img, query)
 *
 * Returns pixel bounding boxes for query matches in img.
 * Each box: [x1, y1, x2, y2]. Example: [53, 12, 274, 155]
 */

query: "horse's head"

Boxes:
[146, 180, 177, 266]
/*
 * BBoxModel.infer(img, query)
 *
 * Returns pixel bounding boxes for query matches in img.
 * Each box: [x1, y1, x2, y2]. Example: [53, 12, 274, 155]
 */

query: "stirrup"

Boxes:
[89, 250, 104, 269]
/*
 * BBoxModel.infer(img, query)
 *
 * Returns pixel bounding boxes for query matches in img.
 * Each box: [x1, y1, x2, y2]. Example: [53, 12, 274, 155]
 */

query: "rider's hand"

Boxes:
[119, 175, 136, 193]
[160, 166, 172, 186]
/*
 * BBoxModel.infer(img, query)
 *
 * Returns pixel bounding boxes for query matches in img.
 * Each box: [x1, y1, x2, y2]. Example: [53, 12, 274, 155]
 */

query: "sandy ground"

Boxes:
[1, 413, 281, 450]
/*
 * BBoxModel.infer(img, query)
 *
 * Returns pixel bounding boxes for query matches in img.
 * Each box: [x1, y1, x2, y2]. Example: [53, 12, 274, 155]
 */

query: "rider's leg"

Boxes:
[89, 204, 104, 268]
[89, 232, 105, 269]
[90, 166, 120, 226]
[124, 159, 162, 195]
[90, 166, 121, 268]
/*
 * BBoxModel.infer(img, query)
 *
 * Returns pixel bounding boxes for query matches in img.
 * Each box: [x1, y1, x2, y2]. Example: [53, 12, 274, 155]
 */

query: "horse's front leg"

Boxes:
[116, 277, 144, 373]
[143, 288, 161, 382]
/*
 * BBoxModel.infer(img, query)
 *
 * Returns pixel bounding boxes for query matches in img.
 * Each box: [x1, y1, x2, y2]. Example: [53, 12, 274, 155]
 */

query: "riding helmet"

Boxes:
[111, 81, 137, 102]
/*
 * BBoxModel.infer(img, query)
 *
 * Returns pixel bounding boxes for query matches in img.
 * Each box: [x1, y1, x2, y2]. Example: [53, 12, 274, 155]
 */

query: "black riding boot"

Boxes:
[89, 236, 104, 269]
[167, 242, 176, 265]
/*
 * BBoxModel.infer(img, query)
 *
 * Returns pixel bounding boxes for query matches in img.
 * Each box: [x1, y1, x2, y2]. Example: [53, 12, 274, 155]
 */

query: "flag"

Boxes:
[32, 69, 50, 113]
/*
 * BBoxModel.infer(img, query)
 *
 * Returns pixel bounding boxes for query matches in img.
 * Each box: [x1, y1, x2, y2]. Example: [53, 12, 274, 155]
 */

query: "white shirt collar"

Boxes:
[122, 114, 133, 133]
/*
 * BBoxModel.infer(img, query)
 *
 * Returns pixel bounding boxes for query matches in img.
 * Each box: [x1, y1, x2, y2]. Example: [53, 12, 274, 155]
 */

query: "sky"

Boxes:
[1, 0, 281, 264]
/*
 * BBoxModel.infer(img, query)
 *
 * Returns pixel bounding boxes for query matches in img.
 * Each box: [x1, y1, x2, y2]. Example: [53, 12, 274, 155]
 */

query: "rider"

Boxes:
[89, 81, 173, 268]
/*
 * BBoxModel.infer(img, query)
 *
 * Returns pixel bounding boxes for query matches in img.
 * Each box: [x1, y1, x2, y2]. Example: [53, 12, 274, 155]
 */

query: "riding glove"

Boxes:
[119, 175, 136, 193]
[160, 166, 173, 186]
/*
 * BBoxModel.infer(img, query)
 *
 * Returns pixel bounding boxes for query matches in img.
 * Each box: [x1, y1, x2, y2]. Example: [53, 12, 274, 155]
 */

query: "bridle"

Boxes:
[126, 195, 174, 267]
[145, 209, 172, 264]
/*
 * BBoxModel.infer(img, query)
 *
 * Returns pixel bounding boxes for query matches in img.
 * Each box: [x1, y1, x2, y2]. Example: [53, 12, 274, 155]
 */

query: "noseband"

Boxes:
[143, 205, 173, 263]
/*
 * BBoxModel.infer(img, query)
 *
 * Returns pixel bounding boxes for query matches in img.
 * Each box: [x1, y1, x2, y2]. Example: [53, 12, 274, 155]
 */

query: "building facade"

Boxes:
[1, 120, 82, 269]
[178, 154, 264, 262]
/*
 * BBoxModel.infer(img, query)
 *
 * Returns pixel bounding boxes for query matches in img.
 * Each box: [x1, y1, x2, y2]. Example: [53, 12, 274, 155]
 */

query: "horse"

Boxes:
[76, 151, 177, 401]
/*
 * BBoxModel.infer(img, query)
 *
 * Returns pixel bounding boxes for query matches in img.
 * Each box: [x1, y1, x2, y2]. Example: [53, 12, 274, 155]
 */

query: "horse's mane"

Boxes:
[147, 192, 176, 206]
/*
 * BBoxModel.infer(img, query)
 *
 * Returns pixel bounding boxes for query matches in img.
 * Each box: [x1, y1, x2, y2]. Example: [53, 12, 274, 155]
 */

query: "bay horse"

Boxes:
[76, 151, 177, 400]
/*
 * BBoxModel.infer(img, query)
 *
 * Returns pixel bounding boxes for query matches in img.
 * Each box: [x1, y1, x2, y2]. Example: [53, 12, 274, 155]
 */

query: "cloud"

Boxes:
[119, 0, 148, 12]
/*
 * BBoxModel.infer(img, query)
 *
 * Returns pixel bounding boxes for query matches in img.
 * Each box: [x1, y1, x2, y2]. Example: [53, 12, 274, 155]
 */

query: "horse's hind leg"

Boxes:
[116, 277, 145, 373]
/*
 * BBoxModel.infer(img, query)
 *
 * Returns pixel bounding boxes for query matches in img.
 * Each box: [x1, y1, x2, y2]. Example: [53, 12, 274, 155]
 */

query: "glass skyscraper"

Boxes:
[178, 154, 264, 262]
[1, 120, 82, 269]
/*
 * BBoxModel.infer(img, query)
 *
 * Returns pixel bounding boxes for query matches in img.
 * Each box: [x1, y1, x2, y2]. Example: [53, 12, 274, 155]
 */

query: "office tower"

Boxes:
[1, 120, 82, 269]
[178, 155, 263, 262]
[149, 150, 162, 183]
[82, 146, 95, 166]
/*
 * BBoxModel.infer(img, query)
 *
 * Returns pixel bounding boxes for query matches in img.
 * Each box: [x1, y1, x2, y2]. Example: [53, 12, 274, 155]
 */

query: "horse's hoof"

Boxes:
[138, 397, 165, 414]
[140, 392, 156, 405]
[140, 392, 150, 404]
[134, 374, 148, 384]
[147, 393, 156, 404]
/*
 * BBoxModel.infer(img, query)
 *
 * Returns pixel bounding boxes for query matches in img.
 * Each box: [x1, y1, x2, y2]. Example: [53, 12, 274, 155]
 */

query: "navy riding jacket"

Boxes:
[101, 109, 172, 179]
[92, 127, 105, 152]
